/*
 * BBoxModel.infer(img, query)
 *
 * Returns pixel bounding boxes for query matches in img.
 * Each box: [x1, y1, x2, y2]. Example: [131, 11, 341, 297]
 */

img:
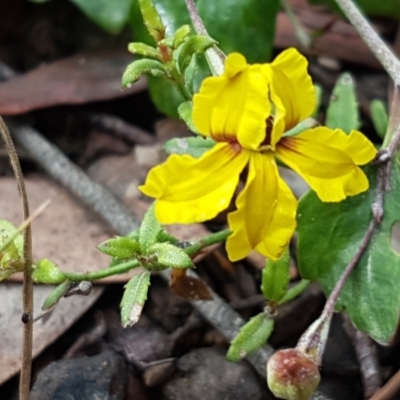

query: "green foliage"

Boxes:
[42, 281, 72, 311]
[309, 0, 400, 19]
[149, 242, 194, 269]
[139, 203, 162, 252]
[297, 163, 400, 344]
[138, 0, 165, 41]
[261, 249, 290, 302]
[164, 136, 215, 158]
[120, 271, 151, 327]
[177, 102, 198, 133]
[279, 280, 310, 305]
[69, 0, 132, 34]
[370, 99, 388, 139]
[97, 237, 140, 259]
[122, 59, 167, 88]
[130, 0, 280, 116]
[227, 313, 274, 361]
[326, 73, 360, 133]
[32, 259, 65, 284]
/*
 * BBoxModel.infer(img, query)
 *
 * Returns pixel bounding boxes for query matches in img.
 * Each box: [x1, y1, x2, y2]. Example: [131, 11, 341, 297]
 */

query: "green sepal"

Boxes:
[157, 229, 179, 245]
[120, 271, 151, 327]
[148, 242, 194, 270]
[173, 24, 191, 48]
[139, 203, 162, 253]
[283, 118, 319, 138]
[312, 84, 323, 118]
[370, 99, 388, 139]
[177, 102, 198, 133]
[128, 42, 161, 59]
[97, 237, 140, 259]
[122, 59, 167, 88]
[42, 281, 72, 311]
[164, 135, 216, 158]
[261, 248, 290, 302]
[227, 313, 274, 361]
[326, 72, 360, 133]
[32, 258, 65, 284]
[177, 35, 217, 73]
[278, 280, 310, 304]
[138, 0, 165, 42]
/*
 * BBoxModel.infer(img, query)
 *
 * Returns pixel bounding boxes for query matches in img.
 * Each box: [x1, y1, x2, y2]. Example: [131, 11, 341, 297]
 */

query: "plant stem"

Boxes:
[334, 0, 400, 86]
[184, 0, 225, 76]
[0, 117, 33, 400]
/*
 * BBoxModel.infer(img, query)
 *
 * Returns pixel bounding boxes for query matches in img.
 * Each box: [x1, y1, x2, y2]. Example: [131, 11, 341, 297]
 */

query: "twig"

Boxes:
[0, 117, 33, 400]
[342, 315, 382, 398]
[334, 0, 400, 86]
[370, 369, 400, 400]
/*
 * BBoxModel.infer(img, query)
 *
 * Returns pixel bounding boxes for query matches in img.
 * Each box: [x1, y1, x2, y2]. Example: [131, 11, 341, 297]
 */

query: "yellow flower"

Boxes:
[140, 48, 377, 261]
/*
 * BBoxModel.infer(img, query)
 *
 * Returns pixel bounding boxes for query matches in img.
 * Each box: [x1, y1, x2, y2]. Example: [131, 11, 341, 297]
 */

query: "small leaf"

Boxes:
[227, 313, 274, 361]
[326, 72, 360, 133]
[128, 42, 161, 59]
[177, 102, 198, 133]
[261, 249, 290, 302]
[370, 99, 388, 139]
[158, 229, 179, 244]
[138, 0, 165, 42]
[173, 25, 191, 48]
[97, 237, 140, 259]
[177, 35, 217, 73]
[0, 219, 23, 260]
[164, 135, 215, 158]
[170, 268, 213, 300]
[122, 59, 167, 88]
[42, 281, 72, 311]
[32, 259, 65, 284]
[279, 280, 310, 305]
[139, 203, 162, 253]
[120, 271, 151, 327]
[149, 242, 194, 269]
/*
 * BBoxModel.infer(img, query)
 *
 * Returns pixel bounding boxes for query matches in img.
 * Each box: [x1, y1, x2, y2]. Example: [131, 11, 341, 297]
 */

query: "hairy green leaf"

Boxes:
[149, 242, 194, 269]
[227, 313, 274, 361]
[122, 59, 167, 88]
[164, 135, 215, 158]
[97, 237, 140, 259]
[32, 258, 65, 284]
[139, 203, 162, 253]
[370, 99, 388, 139]
[120, 271, 151, 327]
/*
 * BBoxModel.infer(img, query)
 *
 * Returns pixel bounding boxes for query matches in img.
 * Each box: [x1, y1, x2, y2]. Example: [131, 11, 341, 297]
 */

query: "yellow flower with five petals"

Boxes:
[140, 48, 377, 261]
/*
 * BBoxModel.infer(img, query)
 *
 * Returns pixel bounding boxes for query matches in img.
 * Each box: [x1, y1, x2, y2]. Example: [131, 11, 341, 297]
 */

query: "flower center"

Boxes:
[258, 115, 275, 152]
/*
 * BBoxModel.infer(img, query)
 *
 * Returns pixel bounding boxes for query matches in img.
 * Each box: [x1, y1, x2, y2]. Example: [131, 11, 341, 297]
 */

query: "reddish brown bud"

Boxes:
[267, 348, 320, 400]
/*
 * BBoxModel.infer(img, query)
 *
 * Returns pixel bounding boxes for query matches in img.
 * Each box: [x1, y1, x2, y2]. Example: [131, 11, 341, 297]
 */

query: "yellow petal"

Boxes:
[264, 48, 316, 146]
[226, 153, 297, 261]
[193, 53, 270, 150]
[139, 143, 250, 223]
[276, 127, 377, 202]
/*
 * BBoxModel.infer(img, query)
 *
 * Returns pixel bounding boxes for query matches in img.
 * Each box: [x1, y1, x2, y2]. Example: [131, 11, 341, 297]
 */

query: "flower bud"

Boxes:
[267, 348, 320, 400]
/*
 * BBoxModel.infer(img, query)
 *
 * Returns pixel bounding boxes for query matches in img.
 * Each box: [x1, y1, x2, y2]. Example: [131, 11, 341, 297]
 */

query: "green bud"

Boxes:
[32, 258, 65, 284]
[128, 42, 161, 60]
[138, 0, 165, 42]
[120, 271, 151, 327]
[97, 237, 140, 259]
[173, 25, 191, 48]
[122, 59, 167, 88]
[42, 281, 72, 311]
[177, 35, 217, 73]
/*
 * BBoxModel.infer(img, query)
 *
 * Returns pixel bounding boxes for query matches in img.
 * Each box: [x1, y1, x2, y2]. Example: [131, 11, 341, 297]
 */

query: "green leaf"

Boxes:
[128, 42, 161, 59]
[173, 24, 191, 48]
[0, 219, 23, 260]
[32, 259, 65, 284]
[157, 229, 179, 244]
[177, 102, 198, 133]
[139, 203, 162, 252]
[122, 59, 167, 88]
[97, 237, 140, 259]
[149, 242, 194, 269]
[370, 99, 388, 139]
[138, 0, 165, 42]
[278, 280, 310, 304]
[261, 249, 290, 302]
[227, 313, 274, 361]
[326, 72, 360, 133]
[164, 135, 215, 158]
[120, 271, 151, 327]
[42, 281, 72, 311]
[130, 0, 280, 116]
[69, 0, 132, 34]
[177, 35, 217, 73]
[297, 163, 400, 344]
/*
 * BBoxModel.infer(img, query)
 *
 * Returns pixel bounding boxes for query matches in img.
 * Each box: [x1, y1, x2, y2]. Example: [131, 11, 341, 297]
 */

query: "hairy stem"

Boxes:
[0, 117, 33, 400]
